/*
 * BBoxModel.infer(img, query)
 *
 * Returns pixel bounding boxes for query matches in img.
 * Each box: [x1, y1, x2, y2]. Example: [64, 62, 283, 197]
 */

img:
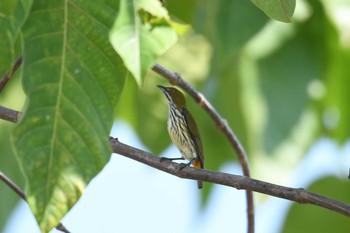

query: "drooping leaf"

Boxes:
[12, 0, 126, 231]
[251, 0, 296, 23]
[109, 0, 187, 86]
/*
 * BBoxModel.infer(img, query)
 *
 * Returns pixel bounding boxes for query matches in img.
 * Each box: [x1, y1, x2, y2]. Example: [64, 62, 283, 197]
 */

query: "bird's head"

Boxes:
[157, 85, 186, 108]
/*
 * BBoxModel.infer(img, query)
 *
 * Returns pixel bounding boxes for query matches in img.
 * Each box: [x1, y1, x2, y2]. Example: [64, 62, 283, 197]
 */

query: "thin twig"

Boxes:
[0, 57, 23, 123]
[110, 137, 350, 217]
[152, 64, 255, 233]
[0, 171, 26, 201]
[0, 56, 22, 93]
[0, 105, 21, 123]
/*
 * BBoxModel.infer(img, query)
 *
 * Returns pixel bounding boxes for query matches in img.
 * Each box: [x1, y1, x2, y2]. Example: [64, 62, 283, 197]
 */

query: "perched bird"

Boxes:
[157, 85, 204, 189]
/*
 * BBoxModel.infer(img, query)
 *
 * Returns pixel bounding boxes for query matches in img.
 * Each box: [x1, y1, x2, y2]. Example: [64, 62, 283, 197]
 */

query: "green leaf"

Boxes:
[12, 0, 125, 231]
[282, 177, 350, 232]
[109, 0, 184, 86]
[251, 0, 296, 22]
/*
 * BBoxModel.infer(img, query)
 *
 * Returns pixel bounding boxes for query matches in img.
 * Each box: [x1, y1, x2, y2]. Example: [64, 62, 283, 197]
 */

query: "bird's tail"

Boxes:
[197, 180, 203, 189]
[192, 159, 203, 189]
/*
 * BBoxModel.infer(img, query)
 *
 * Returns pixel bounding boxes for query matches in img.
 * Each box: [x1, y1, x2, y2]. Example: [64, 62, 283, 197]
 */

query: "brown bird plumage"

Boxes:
[158, 85, 204, 189]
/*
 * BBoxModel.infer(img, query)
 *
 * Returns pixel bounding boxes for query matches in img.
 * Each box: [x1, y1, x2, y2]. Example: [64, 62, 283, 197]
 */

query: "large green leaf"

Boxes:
[109, 0, 182, 86]
[251, 0, 296, 22]
[282, 177, 350, 233]
[12, 0, 125, 231]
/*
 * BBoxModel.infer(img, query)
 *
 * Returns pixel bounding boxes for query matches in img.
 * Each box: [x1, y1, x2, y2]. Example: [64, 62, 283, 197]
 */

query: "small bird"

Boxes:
[157, 85, 204, 189]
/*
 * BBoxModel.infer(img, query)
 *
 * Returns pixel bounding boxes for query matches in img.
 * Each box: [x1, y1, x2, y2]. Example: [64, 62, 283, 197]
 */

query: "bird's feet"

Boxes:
[160, 157, 170, 162]
[177, 160, 192, 170]
[160, 157, 184, 162]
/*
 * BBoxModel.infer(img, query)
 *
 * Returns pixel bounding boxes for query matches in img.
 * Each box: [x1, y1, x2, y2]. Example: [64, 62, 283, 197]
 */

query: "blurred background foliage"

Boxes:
[117, 0, 350, 187]
[115, 0, 350, 227]
[1, 0, 350, 231]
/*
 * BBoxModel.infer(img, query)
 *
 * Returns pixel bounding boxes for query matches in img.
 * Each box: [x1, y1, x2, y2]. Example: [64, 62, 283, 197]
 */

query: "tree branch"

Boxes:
[110, 137, 350, 217]
[0, 105, 20, 123]
[2, 104, 350, 229]
[0, 57, 23, 123]
[0, 56, 22, 93]
[0, 171, 26, 201]
[152, 64, 255, 232]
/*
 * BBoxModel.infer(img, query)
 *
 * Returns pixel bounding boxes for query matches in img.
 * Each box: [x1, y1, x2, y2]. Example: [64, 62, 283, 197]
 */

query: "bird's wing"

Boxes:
[182, 108, 204, 168]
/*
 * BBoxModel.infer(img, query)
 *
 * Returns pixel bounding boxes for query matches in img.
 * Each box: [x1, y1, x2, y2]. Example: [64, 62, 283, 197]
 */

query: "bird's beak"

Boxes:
[157, 85, 167, 93]
[157, 85, 171, 102]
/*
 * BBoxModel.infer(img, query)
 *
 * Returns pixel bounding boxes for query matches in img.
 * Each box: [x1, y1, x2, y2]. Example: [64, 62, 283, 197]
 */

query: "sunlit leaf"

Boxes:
[110, 0, 186, 86]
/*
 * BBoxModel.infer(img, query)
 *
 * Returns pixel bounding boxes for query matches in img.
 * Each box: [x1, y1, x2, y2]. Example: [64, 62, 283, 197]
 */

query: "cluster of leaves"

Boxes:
[1, 0, 350, 232]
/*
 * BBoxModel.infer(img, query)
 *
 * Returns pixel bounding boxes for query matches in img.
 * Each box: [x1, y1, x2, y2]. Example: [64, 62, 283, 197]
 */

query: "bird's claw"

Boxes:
[160, 157, 170, 162]
[177, 162, 190, 171]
